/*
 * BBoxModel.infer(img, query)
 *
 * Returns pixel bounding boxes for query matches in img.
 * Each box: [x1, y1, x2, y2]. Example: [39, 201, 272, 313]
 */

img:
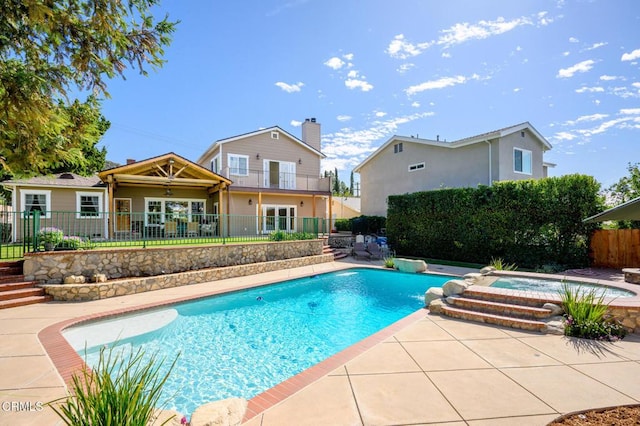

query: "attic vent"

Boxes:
[59, 173, 74, 179]
[271, 131, 279, 140]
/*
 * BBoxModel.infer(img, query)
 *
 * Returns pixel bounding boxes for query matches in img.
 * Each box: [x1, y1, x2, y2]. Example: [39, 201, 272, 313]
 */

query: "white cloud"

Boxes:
[375, 111, 387, 117]
[441, 52, 452, 58]
[575, 86, 604, 93]
[275, 81, 304, 93]
[612, 86, 639, 98]
[584, 41, 607, 51]
[411, 101, 420, 107]
[437, 16, 531, 48]
[321, 112, 435, 166]
[620, 108, 640, 115]
[324, 57, 345, 70]
[343, 53, 354, 61]
[557, 59, 595, 78]
[553, 131, 576, 141]
[537, 11, 555, 26]
[405, 75, 478, 96]
[397, 63, 415, 74]
[290, 120, 302, 127]
[632, 82, 640, 89]
[386, 34, 432, 59]
[569, 36, 579, 43]
[563, 113, 609, 126]
[621, 48, 640, 61]
[562, 51, 570, 56]
[513, 87, 521, 92]
[345, 78, 373, 92]
[600, 74, 619, 81]
[347, 70, 358, 78]
[336, 115, 352, 122]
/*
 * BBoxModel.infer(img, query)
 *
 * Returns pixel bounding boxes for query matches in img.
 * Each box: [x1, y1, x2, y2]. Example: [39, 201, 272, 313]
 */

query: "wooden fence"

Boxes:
[590, 229, 640, 268]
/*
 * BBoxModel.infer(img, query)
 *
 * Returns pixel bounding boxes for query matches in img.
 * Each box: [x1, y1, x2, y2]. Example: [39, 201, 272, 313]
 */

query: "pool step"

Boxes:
[435, 285, 564, 334]
[440, 305, 547, 332]
[446, 295, 554, 320]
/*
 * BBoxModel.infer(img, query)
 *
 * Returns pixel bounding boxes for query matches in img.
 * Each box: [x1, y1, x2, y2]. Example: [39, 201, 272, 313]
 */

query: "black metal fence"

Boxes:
[0, 210, 329, 260]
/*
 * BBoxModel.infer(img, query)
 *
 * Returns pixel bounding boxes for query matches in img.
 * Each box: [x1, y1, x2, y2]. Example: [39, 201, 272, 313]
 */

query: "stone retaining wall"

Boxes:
[608, 305, 640, 334]
[24, 240, 324, 284]
[41, 253, 334, 302]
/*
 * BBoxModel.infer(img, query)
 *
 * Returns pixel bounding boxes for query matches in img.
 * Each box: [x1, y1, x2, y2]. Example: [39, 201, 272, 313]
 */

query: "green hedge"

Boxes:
[386, 174, 603, 270]
[334, 215, 386, 234]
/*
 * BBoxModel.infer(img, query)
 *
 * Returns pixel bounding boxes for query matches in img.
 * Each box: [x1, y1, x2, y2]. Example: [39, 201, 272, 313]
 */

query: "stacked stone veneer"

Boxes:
[25, 240, 331, 300]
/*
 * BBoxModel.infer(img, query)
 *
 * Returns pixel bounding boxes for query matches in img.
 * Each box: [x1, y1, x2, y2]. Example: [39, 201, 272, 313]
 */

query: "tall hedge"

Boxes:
[386, 174, 603, 269]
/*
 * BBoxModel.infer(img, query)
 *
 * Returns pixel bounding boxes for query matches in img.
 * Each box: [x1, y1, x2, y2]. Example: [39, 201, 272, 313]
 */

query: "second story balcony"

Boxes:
[220, 167, 331, 193]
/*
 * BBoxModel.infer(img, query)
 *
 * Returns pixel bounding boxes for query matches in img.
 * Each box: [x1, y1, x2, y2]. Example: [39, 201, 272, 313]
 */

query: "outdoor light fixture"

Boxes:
[256, 153, 260, 160]
[298, 158, 302, 164]
[165, 187, 172, 197]
[300, 201, 304, 207]
[248, 199, 252, 205]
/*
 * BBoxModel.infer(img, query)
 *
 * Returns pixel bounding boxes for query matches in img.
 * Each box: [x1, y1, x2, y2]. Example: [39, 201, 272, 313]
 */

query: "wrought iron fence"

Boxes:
[0, 210, 330, 260]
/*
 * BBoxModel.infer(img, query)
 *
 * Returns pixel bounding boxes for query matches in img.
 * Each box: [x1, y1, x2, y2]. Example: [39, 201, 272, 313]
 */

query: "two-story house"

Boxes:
[196, 118, 332, 234]
[354, 122, 554, 216]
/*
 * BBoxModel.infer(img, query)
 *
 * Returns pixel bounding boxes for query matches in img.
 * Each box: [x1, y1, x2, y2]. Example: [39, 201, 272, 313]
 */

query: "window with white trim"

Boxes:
[76, 192, 103, 218]
[144, 198, 206, 225]
[393, 142, 403, 153]
[514, 148, 532, 174]
[21, 190, 51, 218]
[408, 162, 425, 172]
[210, 155, 220, 174]
[271, 131, 279, 139]
[228, 153, 248, 176]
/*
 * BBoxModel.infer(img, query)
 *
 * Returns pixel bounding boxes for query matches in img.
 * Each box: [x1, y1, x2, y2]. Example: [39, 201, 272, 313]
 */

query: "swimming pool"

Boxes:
[490, 276, 636, 298]
[63, 268, 453, 416]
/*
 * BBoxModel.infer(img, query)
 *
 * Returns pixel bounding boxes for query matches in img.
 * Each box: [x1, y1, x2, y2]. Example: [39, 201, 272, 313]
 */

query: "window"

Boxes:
[21, 190, 51, 218]
[271, 131, 279, 139]
[514, 148, 532, 174]
[76, 192, 103, 218]
[393, 142, 403, 153]
[408, 162, 425, 172]
[228, 154, 248, 176]
[211, 155, 220, 174]
[144, 198, 206, 225]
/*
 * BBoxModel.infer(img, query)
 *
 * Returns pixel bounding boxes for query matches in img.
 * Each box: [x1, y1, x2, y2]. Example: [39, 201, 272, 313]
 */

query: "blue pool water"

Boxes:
[64, 268, 452, 416]
[491, 277, 635, 298]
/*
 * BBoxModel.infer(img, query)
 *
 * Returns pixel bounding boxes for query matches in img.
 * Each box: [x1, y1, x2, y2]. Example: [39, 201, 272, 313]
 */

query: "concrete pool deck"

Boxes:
[0, 259, 638, 425]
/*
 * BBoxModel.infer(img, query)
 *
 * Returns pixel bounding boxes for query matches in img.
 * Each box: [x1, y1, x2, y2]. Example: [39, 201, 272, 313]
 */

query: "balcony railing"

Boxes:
[219, 167, 331, 192]
[0, 210, 330, 259]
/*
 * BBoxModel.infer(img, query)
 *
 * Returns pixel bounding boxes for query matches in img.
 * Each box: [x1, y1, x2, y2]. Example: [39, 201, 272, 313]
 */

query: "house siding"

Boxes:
[360, 141, 491, 217]
[495, 129, 546, 181]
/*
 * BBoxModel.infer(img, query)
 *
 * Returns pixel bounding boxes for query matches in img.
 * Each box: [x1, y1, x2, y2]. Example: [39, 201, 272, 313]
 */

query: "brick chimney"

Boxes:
[126, 158, 136, 165]
[301, 117, 321, 152]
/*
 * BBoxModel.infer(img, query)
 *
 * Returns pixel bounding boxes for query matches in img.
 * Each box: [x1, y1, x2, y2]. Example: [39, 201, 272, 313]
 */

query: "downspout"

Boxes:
[484, 140, 492, 185]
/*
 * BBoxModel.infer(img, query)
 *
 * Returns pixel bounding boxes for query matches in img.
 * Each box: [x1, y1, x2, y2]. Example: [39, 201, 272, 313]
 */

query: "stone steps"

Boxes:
[430, 277, 564, 334]
[440, 305, 548, 332]
[0, 260, 51, 309]
[446, 295, 553, 320]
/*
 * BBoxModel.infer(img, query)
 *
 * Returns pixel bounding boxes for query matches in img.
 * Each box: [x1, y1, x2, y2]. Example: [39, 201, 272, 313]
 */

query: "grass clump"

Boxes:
[488, 257, 518, 271]
[559, 283, 627, 341]
[49, 346, 179, 426]
[383, 256, 395, 268]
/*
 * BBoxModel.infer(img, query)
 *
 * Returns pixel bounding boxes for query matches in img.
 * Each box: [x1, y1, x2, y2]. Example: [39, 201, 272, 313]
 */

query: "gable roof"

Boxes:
[354, 121, 552, 173]
[196, 126, 325, 164]
[2, 172, 105, 189]
[584, 196, 640, 222]
[98, 152, 231, 189]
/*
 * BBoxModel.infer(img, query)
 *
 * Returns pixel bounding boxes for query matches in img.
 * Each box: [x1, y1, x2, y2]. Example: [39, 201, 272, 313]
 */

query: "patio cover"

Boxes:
[583, 196, 640, 222]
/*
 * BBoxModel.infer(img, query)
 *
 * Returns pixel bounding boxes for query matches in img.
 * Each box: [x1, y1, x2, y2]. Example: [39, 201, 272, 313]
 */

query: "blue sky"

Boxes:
[97, 0, 640, 188]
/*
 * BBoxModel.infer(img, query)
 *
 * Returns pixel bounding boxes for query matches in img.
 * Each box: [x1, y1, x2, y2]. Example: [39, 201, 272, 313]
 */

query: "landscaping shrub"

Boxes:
[559, 283, 627, 341]
[49, 346, 179, 425]
[269, 231, 316, 241]
[386, 174, 603, 269]
[334, 219, 351, 232]
[351, 215, 386, 235]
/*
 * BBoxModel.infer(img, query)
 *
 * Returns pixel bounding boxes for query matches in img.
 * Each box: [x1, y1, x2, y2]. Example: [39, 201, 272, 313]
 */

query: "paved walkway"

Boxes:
[0, 259, 638, 425]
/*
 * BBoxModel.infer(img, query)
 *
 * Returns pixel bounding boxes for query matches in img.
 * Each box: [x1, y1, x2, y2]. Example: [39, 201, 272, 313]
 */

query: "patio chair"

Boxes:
[366, 242, 383, 259]
[187, 221, 199, 237]
[352, 242, 371, 260]
[164, 221, 177, 238]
